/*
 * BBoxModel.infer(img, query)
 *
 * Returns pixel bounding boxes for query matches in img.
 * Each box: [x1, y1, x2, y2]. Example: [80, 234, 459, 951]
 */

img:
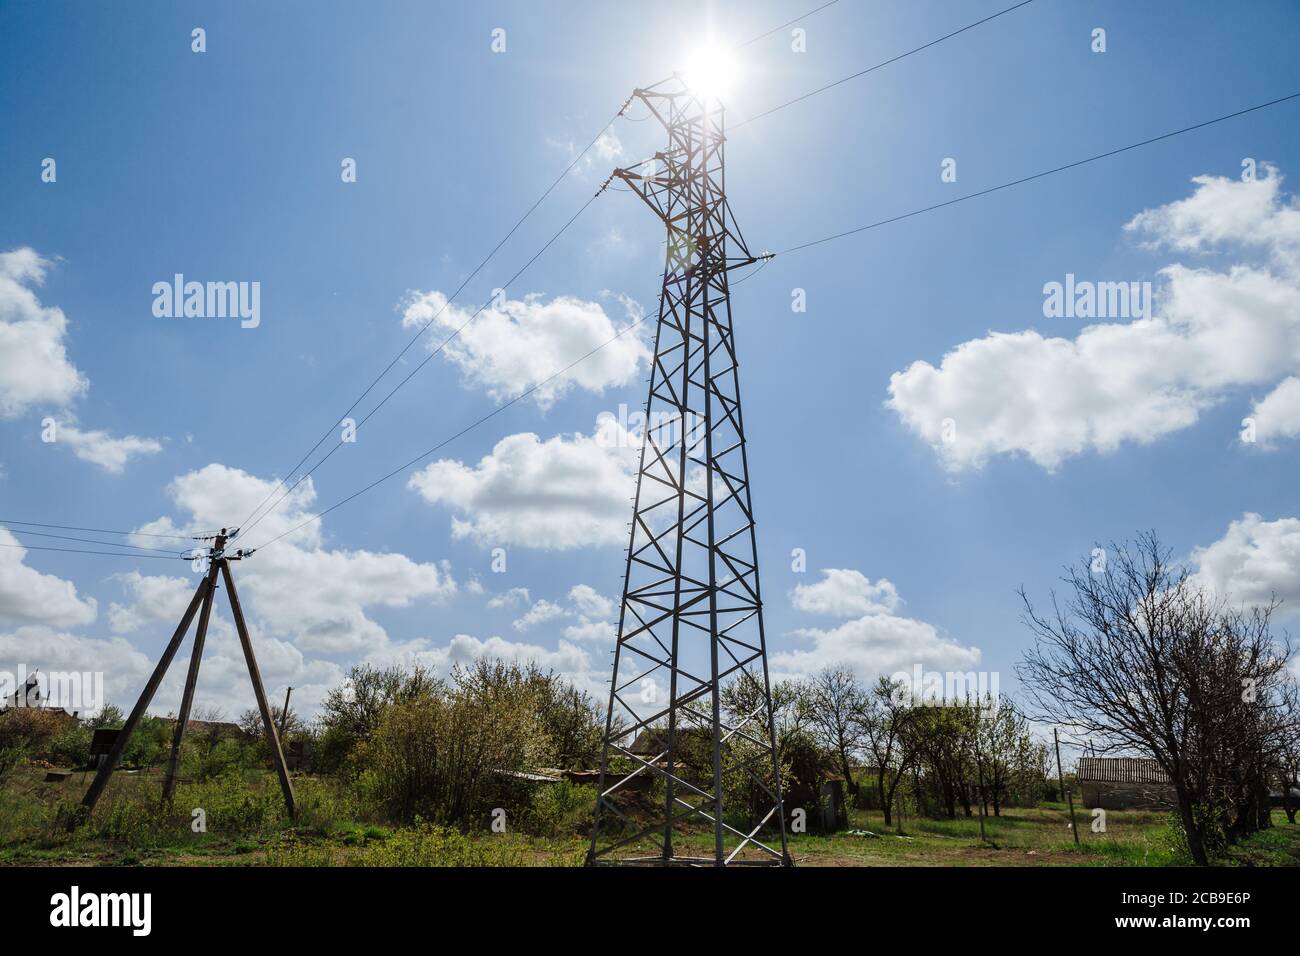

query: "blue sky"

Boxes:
[3, 0, 1300, 725]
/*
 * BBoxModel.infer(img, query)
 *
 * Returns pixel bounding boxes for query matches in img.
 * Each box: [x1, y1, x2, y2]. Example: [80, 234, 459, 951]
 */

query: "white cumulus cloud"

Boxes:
[0, 248, 88, 416]
[0, 626, 149, 713]
[108, 570, 194, 634]
[887, 166, 1300, 471]
[56, 422, 163, 474]
[568, 584, 616, 619]
[0, 249, 163, 472]
[772, 568, 980, 681]
[372, 633, 606, 699]
[1191, 512, 1300, 610]
[1248, 376, 1300, 446]
[407, 416, 638, 550]
[790, 568, 901, 617]
[512, 599, 567, 632]
[487, 586, 530, 609]
[130, 463, 457, 655]
[0, 528, 98, 628]
[400, 290, 648, 410]
[487, 583, 618, 642]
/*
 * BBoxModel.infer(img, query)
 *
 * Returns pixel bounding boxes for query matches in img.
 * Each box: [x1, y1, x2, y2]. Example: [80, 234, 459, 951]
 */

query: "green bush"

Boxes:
[0, 708, 65, 759]
[315, 664, 445, 774]
[1164, 804, 1229, 863]
[48, 725, 92, 768]
[182, 735, 256, 782]
[67, 768, 297, 848]
[0, 745, 24, 783]
[177, 771, 288, 833]
[355, 661, 585, 827]
[356, 822, 529, 866]
[89, 793, 171, 847]
[520, 780, 595, 837]
[292, 776, 361, 832]
[357, 693, 532, 826]
[319, 660, 604, 782]
[118, 715, 169, 769]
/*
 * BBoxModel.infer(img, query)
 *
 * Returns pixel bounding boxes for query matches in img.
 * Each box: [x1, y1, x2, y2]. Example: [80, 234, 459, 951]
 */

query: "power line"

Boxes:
[0, 527, 187, 555]
[776, 89, 1300, 255]
[0, 5, 850, 553]
[237, 2, 859, 542]
[732, 0, 840, 50]
[239, 1, 851, 538]
[238, 188, 608, 541]
[732, 0, 1037, 130]
[0, 518, 197, 540]
[249, 310, 653, 553]
[33, 83, 1290, 570]
[237, 108, 629, 536]
[248, 87, 1300, 554]
[729, 256, 774, 287]
[0, 541, 188, 561]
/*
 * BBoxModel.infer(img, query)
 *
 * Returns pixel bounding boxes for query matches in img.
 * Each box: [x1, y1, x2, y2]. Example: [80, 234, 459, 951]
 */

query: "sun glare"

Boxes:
[679, 40, 740, 104]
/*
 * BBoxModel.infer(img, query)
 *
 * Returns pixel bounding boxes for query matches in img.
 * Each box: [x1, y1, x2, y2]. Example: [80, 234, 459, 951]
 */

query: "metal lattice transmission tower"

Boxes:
[588, 77, 790, 867]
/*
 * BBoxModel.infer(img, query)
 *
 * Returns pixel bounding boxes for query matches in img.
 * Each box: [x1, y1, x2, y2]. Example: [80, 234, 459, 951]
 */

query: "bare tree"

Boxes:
[1017, 532, 1296, 865]
[239, 704, 301, 741]
[1275, 714, 1300, 825]
[796, 666, 867, 796]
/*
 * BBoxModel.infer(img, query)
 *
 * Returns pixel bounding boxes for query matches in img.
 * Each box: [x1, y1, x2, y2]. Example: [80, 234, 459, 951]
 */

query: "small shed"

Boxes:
[285, 739, 314, 772]
[1077, 757, 1175, 810]
[563, 768, 652, 792]
[88, 728, 121, 769]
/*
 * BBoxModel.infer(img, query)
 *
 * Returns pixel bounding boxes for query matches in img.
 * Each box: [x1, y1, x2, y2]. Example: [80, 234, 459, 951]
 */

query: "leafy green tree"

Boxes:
[317, 664, 443, 772]
[860, 676, 917, 826]
[357, 662, 543, 825]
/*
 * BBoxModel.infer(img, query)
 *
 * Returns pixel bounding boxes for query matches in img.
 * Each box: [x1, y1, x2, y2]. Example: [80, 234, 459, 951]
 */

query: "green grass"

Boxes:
[2, 765, 1296, 867]
[605, 802, 1298, 867]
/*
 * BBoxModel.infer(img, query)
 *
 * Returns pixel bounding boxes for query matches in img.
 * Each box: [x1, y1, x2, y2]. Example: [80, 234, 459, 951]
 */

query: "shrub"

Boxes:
[0, 745, 23, 782]
[356, 662, 558, 826]
[48, 725, 92, 768]
[118, 715, 170, 769]
[356, 822, 529, 866]
[0, 708, 66, 758]
[175, 770, 288, 833]
[520, 780, 596, 837]
[1164, 803, 1230, 863]
[358, 696, 528, 826]
[182, 735, 256, 782]
[319, 660, 604, 782]
[316, 664, 444, 774]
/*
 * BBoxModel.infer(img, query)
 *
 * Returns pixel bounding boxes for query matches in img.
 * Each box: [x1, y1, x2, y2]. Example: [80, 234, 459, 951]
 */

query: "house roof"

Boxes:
[1077, 756, 1171, 785]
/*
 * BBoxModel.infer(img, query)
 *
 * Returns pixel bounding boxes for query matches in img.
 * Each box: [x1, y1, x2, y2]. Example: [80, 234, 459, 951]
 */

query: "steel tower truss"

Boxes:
[588, 78, 790, 866]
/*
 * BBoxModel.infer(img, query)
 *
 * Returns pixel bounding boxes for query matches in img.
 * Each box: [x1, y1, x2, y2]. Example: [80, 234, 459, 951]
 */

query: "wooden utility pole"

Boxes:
[1054, 727, 1080, 845]
[75, 583, 208, 819]
[74, 528, 295, 826]
[223, 559, 295, 815]
[278, 686, 293, 738]
[161, 531, 224, 803]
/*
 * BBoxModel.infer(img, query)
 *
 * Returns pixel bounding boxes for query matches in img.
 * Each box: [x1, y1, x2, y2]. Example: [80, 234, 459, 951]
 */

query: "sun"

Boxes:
[679, 40, 740, 104]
